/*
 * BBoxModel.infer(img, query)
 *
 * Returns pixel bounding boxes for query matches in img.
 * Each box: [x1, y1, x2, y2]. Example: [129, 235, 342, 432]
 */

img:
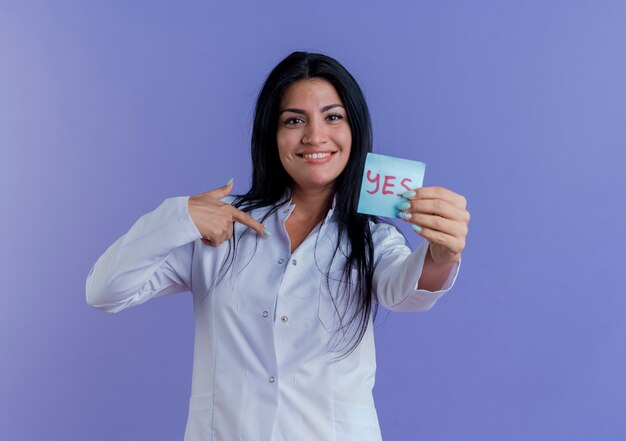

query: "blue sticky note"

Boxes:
[357, 152, 426, 218]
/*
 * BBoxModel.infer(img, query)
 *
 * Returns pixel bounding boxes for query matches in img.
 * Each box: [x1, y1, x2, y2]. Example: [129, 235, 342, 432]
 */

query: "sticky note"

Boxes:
[357, 152, 426, 218]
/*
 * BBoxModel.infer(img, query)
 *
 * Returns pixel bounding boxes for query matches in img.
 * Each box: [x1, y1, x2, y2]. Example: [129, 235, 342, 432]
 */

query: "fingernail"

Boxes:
[225, 177, 234, 185]
[396, 202, 411, 210]
[412, 224, 422, 233]
[397, 212, 411, 220]
[402, 190, 416, 198]
[263, 228, 271, 237]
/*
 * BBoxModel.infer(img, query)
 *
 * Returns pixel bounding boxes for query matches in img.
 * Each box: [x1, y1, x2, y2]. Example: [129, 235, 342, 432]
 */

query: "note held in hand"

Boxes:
[357, 152, 426, 218]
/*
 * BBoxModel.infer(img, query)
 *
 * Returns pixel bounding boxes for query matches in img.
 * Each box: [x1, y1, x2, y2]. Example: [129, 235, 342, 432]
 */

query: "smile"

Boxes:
[301, 152, 332, 159]
[295, 151, 337, 164]
[296, 151, 337, 160]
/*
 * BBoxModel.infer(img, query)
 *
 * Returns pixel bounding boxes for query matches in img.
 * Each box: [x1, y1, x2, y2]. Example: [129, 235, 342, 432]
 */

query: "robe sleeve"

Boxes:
[85, 196, 202, 313]
[371, 223, 460, 312]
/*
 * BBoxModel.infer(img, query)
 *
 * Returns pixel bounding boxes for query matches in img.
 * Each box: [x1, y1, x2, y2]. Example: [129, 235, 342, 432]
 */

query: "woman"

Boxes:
[86, 51, 469, 441]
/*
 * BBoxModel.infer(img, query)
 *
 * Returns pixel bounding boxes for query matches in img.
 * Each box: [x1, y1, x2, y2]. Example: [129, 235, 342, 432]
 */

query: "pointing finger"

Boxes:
[230, 207, 271, 237]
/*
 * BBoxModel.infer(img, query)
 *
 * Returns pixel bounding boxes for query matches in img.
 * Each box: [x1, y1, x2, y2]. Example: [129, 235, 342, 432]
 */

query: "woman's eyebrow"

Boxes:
[279, 104, 345, 115]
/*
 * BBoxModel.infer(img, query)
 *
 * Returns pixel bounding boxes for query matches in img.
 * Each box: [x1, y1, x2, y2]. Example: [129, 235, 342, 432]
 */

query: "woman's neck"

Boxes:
[284, 185, 334, 254]
[290, 185, 334, 221]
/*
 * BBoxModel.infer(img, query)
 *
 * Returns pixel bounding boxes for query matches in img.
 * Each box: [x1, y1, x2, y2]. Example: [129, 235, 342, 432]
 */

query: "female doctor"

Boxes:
[86, 51, 470, 441]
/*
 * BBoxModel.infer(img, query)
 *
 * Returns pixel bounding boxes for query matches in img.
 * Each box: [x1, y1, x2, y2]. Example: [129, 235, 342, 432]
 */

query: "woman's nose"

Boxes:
[302, 119, 328, 145]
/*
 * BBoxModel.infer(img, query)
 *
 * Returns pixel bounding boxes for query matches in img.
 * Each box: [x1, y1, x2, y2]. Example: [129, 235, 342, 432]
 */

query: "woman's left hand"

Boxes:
[396, 186, 470, 265]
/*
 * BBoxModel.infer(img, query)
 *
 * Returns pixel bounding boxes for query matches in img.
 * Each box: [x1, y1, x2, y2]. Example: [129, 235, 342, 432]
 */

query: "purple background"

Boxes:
[2, 1, 625, 440]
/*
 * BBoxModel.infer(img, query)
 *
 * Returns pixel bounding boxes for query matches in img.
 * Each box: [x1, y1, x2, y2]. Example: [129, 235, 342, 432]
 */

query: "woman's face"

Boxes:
[276, 78, 352, 193]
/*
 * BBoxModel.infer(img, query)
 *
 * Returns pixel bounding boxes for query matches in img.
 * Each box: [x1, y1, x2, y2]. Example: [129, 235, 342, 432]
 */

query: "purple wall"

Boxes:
[2, 1, 625, 440]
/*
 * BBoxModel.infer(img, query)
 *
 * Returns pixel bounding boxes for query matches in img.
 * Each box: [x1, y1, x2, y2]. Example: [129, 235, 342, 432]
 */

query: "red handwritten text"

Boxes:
[366, 170, 413, 196]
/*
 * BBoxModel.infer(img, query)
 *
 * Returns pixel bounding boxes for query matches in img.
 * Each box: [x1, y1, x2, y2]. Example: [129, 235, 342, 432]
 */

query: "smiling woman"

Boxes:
[277, 78, 352, 194]
[86, 51, 469, 441]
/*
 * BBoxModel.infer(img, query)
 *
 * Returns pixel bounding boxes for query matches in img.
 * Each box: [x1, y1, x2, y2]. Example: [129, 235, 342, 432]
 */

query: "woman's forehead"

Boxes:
[280, 78, 343, 108]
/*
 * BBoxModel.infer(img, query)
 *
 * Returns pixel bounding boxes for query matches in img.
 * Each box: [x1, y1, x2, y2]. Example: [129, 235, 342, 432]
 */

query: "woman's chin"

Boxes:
[292, 176, 338, 193]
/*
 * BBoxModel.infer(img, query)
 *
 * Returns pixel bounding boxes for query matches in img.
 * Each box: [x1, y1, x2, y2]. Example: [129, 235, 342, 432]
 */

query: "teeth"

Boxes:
[302, 152, 332, 159]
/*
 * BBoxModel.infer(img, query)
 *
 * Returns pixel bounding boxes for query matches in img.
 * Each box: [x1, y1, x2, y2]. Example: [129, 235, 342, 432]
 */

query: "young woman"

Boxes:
[86, 51, 470, 441]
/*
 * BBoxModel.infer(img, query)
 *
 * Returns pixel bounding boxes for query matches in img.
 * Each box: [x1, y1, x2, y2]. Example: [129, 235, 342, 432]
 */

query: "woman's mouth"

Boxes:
[296, 151, 337, 162]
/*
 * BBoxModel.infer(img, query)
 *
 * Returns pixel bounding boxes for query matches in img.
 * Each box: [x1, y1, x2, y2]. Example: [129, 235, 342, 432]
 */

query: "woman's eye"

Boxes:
[284, 117, 304, 125]
[327, 113, 344, 121]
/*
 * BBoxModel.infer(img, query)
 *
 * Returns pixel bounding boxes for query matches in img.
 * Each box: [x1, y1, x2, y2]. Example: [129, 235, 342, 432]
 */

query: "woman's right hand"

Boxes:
[188, 179, 269, 247]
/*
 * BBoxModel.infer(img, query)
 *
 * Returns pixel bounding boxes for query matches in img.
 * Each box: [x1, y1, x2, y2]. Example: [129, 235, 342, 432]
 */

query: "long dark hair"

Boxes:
[207, 51, 381, 359]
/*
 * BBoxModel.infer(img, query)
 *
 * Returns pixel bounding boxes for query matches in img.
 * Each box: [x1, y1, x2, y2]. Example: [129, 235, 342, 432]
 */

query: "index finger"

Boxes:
[412, 186, 467, 209]
[230, 207, 270, 236]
